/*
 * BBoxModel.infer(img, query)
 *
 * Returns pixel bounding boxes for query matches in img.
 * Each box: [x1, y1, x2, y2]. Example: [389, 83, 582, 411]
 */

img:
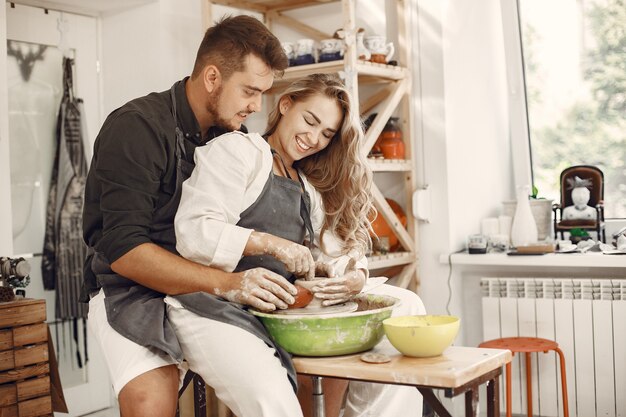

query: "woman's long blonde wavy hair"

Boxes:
[265, 74, 374, 257]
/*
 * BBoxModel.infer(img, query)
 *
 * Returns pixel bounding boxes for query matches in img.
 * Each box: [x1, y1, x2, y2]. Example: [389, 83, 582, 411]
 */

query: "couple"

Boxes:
[82, 15, 425, 417]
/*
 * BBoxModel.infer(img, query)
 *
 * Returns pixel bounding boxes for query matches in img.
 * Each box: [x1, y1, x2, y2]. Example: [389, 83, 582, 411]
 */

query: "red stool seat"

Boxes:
[479, 337, 569, 417]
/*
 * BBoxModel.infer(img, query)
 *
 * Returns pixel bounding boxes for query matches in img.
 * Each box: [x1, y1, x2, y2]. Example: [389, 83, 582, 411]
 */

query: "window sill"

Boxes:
[439, 252, 626, 269]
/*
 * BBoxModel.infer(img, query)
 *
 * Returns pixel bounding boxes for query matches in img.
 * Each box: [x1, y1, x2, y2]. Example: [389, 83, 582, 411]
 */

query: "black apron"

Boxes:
[174, 153, 315, 392]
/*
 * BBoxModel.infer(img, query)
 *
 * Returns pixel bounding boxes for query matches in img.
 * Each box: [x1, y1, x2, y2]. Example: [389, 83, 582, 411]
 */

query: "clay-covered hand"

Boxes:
[310, 268, 366, 307]
[313, 261, 337, 279]
[216, 267, 297, 312]
[262, 234, 315, 280]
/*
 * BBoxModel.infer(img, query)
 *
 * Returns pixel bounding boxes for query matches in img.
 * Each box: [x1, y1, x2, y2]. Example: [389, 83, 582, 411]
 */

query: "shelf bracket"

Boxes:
[371, 184, 415, 253]
[266, 10, 332, 41]
[361, 78, 408, 156]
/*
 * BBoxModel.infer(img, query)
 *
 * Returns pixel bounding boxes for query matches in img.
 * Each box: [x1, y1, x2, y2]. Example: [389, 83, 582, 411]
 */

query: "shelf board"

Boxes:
[270, 60, 408, 92]
[209, 0, 340, 12]
[440, 252, 626, 269]
[367, 251, 415, 269]
[368, 159, 413, 172]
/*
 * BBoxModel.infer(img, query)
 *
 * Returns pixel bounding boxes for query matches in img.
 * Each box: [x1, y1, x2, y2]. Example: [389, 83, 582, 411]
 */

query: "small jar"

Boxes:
[378, 117, 405, 159]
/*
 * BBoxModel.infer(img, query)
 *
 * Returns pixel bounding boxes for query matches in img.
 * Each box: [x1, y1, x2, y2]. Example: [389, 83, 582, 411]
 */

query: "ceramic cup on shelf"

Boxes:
[281, 41, 296, 67]
[319, 38, 343, 62]
[294, 38, 316, 66]
[364, 35, 394, 64]
[467, 234, 488, 254]
[355, 30, 371, 61]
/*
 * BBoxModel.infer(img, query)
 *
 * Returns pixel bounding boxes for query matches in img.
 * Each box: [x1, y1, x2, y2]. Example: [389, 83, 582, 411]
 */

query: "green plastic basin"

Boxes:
[251, 294, 399, 357]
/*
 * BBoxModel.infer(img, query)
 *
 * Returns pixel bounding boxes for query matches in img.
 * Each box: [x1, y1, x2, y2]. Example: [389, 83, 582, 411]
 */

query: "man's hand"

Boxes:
[216, 267, 297, 312]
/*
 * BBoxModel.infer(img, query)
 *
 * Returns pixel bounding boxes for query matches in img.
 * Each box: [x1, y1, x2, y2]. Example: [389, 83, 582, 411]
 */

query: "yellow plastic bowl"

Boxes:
[383, 315, 460, 357]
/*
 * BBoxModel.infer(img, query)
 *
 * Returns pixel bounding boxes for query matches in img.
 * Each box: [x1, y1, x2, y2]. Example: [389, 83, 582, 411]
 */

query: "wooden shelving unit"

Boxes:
[203, 0, 419, 291]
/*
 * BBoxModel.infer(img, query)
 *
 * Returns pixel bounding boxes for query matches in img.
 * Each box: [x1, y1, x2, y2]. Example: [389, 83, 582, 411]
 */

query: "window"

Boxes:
[517, 0, 625, 218]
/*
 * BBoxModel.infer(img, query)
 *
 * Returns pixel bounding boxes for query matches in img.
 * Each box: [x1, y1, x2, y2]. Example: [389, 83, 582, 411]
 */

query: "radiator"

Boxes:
[481, 278, 626, 417]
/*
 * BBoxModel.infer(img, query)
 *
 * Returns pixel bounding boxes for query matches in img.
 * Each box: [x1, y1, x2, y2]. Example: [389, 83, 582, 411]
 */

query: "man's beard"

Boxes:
[205, 85, 240, 131]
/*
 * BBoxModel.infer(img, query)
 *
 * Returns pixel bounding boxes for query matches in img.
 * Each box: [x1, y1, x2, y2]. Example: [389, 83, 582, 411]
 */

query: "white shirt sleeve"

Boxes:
[302, 176, 369, 277]
[175, 132, 272, 272]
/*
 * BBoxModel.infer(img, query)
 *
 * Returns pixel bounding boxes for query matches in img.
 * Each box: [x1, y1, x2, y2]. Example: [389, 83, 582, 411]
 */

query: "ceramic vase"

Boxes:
[510, 185, 538, 247]
[378, 117, 405, 159]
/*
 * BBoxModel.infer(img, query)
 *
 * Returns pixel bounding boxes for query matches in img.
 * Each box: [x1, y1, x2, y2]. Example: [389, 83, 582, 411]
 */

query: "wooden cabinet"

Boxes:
[204, 0, 420, 291]
[0, 299, 52, 417]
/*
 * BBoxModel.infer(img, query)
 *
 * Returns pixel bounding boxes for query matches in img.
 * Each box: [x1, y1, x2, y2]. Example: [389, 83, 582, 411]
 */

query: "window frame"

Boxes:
[500, 0, 626, 229]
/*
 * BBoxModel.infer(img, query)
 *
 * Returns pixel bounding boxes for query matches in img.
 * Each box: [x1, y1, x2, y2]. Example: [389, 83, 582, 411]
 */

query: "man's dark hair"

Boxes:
[191, 15, 288, 80]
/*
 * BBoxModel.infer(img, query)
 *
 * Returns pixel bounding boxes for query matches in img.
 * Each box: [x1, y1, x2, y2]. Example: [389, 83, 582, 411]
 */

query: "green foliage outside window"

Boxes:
[521, 0, 625, 218]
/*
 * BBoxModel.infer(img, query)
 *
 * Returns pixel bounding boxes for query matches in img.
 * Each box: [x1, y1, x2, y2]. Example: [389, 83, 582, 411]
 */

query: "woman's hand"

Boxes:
[216, 267, 297, 312]
[246, 231, 315, 280]
[309, 266, 366, 306]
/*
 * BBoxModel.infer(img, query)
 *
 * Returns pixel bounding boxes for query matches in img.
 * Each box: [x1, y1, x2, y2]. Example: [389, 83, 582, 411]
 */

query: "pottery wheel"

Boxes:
[274, 301, 358, 316]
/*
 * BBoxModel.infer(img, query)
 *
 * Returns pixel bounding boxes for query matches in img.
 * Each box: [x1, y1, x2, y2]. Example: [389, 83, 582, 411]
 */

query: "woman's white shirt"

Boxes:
[174, 131, 367, 275]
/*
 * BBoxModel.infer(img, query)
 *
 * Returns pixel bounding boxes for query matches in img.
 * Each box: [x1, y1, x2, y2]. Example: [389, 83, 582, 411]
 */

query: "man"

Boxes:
[82, 15, 299, 417]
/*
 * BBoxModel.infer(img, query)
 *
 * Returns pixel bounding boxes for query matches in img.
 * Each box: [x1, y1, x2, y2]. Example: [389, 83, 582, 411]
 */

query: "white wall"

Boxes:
[415, 0, 513, 345]
[0, 3, 13, 255]
[100, 0, 203, 115]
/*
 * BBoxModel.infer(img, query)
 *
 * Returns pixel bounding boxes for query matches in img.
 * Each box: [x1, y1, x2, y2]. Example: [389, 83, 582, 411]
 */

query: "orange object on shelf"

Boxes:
[378, 117, 405, 160]
[370, 198, 407, 251]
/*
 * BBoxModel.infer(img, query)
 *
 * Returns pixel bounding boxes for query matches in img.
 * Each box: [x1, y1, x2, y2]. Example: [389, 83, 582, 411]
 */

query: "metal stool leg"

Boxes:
[525, 352, 532, 417]
[555, 347, 570, 417]
[312, 376, 326, 417]
[506, 361, 512, 417]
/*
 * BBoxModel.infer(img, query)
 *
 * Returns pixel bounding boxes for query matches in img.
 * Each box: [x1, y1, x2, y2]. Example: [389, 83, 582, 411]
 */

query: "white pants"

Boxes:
[164, 296, 303, 417]
[87, 290, 188, 396]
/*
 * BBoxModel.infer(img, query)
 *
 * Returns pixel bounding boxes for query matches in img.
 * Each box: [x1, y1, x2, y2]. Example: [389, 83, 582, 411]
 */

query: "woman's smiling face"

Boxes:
[270, 94, 343, 166]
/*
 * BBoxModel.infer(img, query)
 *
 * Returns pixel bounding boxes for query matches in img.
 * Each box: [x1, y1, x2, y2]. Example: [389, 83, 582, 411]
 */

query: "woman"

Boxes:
[170, 74, 424, 417]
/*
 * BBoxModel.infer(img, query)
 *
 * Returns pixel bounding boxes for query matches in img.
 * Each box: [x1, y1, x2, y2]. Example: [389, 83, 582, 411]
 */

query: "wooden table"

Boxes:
[293, 344, 512, 417]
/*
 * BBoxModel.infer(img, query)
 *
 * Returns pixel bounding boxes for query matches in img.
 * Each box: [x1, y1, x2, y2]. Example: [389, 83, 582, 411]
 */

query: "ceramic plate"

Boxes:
[362, 276, 388, 293]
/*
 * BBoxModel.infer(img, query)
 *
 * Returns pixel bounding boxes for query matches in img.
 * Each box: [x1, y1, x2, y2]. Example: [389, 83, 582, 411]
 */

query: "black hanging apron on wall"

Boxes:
[42, 57, 89, 366]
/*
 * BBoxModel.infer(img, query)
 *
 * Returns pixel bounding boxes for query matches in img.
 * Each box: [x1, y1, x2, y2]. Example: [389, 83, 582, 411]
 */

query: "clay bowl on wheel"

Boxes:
[251, 294, 399, 357]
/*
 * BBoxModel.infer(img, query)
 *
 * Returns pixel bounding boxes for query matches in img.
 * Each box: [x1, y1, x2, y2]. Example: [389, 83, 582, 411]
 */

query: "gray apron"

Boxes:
[174, 152, 315, 392]
[89, 85, 196, 361]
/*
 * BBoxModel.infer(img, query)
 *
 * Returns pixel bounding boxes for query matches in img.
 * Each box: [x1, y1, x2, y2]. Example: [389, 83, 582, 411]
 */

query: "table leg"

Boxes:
[465, 389, 479, 417]
[417, 388, 452, 417]
[506, 361, 512, 417]
[312, 376, 326, 417]
[487, 373, 500, 417]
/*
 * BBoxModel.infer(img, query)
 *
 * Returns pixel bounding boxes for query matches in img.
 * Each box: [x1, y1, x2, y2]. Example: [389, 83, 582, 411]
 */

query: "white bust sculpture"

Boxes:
[562, 176, 596, 220]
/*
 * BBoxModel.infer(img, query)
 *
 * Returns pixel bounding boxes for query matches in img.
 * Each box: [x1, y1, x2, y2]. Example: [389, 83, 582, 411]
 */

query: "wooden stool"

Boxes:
[479, 337, 569, 417]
